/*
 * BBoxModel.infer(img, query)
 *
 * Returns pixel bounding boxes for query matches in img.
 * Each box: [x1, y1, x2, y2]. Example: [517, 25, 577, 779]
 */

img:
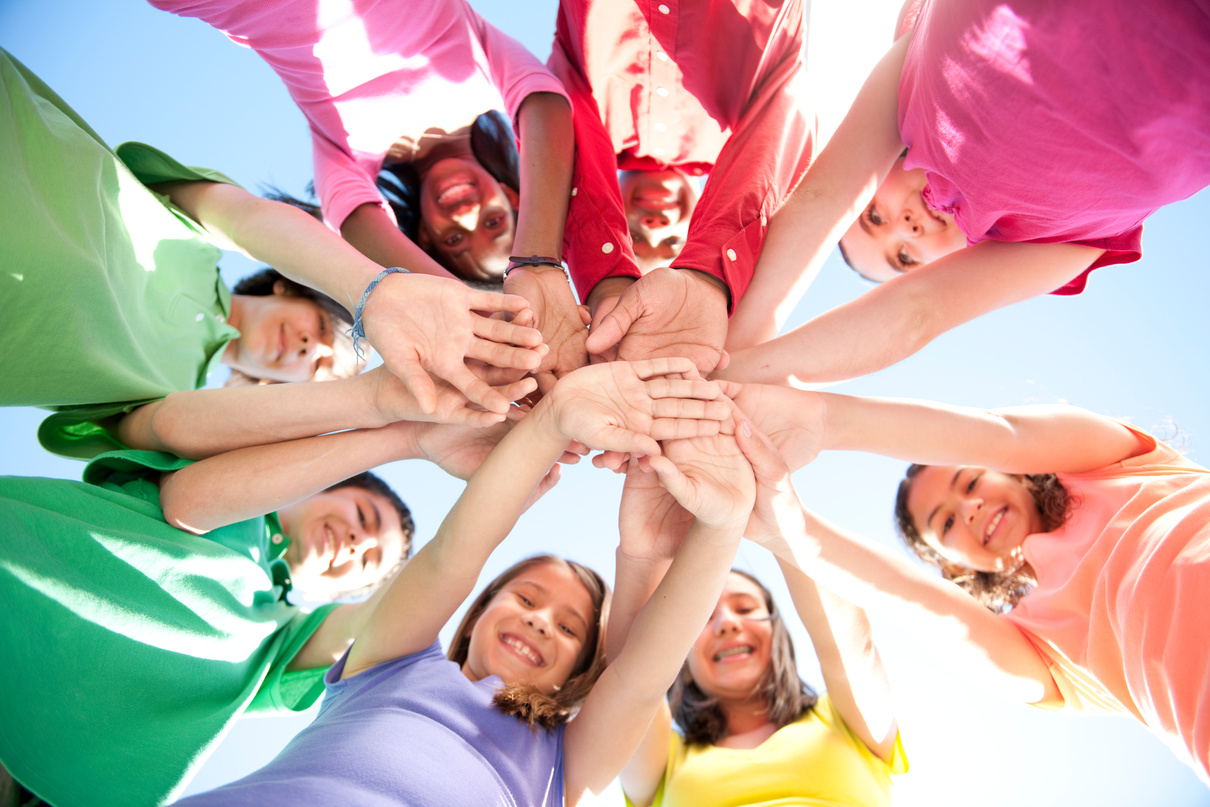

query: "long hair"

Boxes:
[447, 555, 610, 731]
[669, 570, 818, 746]
[894, 465, 1074, 613]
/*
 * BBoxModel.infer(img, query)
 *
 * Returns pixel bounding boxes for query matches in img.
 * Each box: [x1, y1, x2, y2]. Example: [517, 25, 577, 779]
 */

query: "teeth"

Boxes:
[986, 511, 1003, 541]
[503, 636, 540, 665]
[714, 645, 753, 660]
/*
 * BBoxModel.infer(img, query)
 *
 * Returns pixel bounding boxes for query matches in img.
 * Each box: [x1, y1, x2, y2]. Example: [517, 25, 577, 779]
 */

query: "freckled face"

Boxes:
[461, 562, 595, 695]
[278, 487, 408, 599]
[686, 573, 774, 703]
[838, 156, 967, 282]
[419, 157, 518, 282]
[906, 465, 1046, 573]
[620, 168, 698, 273]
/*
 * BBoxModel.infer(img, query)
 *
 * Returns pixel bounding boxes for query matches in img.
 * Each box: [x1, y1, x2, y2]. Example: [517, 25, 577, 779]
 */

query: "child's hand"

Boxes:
[644, 415, 756, 532]
[732, 415, 807, 547]
[367, 364, 537, 427]
[618, 460, 695, 563]
[720, 380, 826, 471]
[543, 359, 730, 456]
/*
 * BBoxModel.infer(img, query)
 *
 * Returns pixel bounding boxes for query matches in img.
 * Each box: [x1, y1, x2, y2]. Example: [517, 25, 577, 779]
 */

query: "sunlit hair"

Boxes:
[307, 472, 415, 602]
[894, 465, 1074, 613]
[225, 267, 359, 386]
[447, 555, 611, 731]
[670, 570, 818, 745]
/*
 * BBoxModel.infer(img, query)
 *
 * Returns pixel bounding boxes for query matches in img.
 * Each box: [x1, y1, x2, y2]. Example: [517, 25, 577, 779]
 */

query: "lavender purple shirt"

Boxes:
[898, 0, 1210, 294]
[174, 642, 566, 806]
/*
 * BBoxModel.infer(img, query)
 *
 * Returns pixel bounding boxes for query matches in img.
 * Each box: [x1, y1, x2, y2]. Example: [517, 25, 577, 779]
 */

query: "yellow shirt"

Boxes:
[630, 696, 907, 807]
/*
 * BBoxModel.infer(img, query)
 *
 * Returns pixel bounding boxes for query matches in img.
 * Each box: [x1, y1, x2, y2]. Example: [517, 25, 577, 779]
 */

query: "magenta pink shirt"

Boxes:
[150, 0, 567, 230]
[898, 0, 1210, 294]
[1006, 426, 1210, 782]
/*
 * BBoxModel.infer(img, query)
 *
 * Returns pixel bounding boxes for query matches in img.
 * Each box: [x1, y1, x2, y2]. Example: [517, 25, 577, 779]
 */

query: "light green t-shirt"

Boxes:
[0, 49, 241, 459]
[0, 449, 336, 807]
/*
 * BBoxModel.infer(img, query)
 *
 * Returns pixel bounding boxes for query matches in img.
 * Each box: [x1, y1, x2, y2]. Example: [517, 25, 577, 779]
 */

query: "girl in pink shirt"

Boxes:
[718, 382, 1210, 782]
[723, 0, 1210, 382]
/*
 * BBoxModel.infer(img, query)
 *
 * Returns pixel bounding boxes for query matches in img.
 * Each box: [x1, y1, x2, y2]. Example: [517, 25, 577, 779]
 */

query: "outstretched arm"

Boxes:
[735, 422, 1059, 705]
[721, 239, 1104, 385]
[158, 180, 546, 415]
[564, 421, 756, 805]
[338, 202, 457, 279]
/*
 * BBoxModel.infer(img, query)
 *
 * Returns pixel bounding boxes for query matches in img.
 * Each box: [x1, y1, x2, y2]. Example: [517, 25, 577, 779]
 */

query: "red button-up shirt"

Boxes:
[548, 0, 816, 308]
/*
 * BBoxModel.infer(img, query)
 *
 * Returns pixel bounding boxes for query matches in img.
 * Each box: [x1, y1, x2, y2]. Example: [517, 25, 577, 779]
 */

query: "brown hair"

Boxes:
[447, 555, 611, 731]
[669, 570, 818, 746]
[894, 465, 1074, 613]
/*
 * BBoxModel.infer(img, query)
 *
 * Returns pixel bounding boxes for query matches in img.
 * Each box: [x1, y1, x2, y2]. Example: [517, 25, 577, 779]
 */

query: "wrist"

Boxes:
[586, 276, 636, 314]
[674, 268, 732, 311]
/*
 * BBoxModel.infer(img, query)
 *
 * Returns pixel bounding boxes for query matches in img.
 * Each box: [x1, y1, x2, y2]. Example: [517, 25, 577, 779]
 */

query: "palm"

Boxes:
[550, 363, 671, 451]
[619, 466, 694, 563]
[414, 421, 511, 480]
[730, 384, 825, 471]
[661, 433, 756, 531]
[605, 268, 729, 375]
[504, 268, 589, 394]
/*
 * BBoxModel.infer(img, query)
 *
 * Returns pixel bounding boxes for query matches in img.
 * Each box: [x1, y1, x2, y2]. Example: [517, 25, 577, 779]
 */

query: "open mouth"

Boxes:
[714, 645, 754, 661]
[501, 634, 543, 666]
[436, 179, 477, 207]
[984, 509, 1005, 545]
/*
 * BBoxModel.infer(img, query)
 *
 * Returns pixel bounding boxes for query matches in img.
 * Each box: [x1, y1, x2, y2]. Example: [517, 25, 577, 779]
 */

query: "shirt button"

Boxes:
[215, 313, 225, 322]
[654, 122, 667, 132]
[571, 187, 578, 196]
[656, 50, 669, 62]
[656, 87, 669, 97]
[726, 249, 737, 261]
[657, 3, 670, 13]
[271, 533, 284, 544]
[602, 242, 615, 254]
[195, 312, 205, 322]
[653, 147, 666, 156]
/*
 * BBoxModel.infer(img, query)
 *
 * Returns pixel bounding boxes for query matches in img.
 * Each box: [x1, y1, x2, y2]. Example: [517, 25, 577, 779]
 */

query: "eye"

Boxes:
[966, 475, 979, 493]
[357, 506, 367, 528]
[484, 215, 504, 230]
[444, 232, 465, 247]
[942, 515, 955, 534]
[866, 204, 884, 226]
[559, 623, 578, 638]
[897, 246, 918, 268]
[517, 593, 533, 607]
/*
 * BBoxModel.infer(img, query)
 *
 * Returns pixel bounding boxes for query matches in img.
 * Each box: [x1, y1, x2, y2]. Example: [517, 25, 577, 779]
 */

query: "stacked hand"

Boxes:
[503, 265, 590, 395]
[644, 413, 756, 533]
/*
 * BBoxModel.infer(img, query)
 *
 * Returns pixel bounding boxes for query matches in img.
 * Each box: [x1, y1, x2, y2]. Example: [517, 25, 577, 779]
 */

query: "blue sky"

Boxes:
[1, 1, 1208, 804]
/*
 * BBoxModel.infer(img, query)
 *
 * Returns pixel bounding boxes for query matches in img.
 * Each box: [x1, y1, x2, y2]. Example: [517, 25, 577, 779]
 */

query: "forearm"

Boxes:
[158, 424, 420, 534]
[338, 203, 456, 280]
[606, 547, 673, 664]
[116, 374, 384, 459]
[288, 576, 395, 672]
[765, 505, 1056, 703]
[512, 92, 574, 259]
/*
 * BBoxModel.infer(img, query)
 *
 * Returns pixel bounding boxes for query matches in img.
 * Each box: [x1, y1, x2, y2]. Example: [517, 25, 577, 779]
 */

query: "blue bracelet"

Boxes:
[348, 267, 410, 361]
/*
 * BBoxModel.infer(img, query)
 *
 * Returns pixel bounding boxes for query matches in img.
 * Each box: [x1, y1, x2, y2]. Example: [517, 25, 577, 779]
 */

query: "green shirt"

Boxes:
[0, 49, 241, 460]
[0, 450, 336, 807]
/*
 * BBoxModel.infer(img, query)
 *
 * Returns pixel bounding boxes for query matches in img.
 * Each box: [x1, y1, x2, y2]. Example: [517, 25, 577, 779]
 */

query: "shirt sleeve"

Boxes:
[466, 4, 569, 123]
[671, 51, 816, 309]
[811, 694, 910, 776]
[547, 38, 642, 302]
[247, 602, 341, 714]
[312, 130, 396, 232]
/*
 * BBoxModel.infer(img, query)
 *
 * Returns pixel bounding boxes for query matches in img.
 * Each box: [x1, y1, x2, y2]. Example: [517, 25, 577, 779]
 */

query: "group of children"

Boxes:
[2, 0, 1209, 804]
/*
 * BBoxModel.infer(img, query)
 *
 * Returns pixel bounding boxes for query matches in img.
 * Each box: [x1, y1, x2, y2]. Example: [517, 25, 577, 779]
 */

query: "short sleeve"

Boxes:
[812, 695, 910, 776]
[246, 603, 341, 714]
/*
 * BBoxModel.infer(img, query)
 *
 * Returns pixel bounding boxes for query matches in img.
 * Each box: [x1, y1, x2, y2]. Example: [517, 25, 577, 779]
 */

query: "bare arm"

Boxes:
[339, 203, 458, 279]
[723, 239, 1104, 385]
[725, 33, 910, 352]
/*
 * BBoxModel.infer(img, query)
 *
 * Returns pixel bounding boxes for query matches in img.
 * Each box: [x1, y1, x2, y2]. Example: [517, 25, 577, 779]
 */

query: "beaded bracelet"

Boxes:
[348, 267, 410, 361]
[505, 254, 565, 278]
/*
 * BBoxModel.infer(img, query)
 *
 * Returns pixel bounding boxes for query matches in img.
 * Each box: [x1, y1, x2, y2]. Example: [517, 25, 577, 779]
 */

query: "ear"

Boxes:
[272, 279, 289, 296]
[416, 224, 433, 250]
[503, 184, 520, 210]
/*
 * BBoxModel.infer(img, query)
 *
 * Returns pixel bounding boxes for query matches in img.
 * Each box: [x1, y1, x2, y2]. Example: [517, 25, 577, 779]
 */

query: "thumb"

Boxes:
[734, 416, 788, 482]
[585, 291, 640, 355]
[393, 359, 438, 415]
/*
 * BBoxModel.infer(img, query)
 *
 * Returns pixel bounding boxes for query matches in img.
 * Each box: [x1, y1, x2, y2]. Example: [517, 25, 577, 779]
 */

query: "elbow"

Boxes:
[144, 393, 206, 459]
[157, 472, 210, 535]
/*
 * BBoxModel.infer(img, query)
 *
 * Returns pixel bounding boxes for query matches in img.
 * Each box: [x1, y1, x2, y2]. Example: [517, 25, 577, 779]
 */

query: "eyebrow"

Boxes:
[517, 580, 591, 633]
[853, 209, 907, 275]
[366, 496, 382, 533]
[925, 469, 964, 532]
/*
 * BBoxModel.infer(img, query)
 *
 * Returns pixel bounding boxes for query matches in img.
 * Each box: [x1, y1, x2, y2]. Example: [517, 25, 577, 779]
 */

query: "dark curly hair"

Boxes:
[226, 267, 358, 385]
[447, 555, 610, 731]
[894, 465, 1074, 613]
[669, 570, 818, 746]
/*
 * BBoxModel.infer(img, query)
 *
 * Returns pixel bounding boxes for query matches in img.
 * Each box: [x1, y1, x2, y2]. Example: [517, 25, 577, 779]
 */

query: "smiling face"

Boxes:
[225, 282, 336, 382]
[838, 156, 968, 282]
[686, 573, 775, 705]
[418, 157, 519, 281]
[460, 561, 595, 695]
[905, 465, 1047, 574]
[619, 168, 699, 273]
[277, 487, 409, 600]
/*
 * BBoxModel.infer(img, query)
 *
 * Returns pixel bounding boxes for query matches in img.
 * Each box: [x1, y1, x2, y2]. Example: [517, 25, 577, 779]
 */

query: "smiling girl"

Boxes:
[724, 383, 1210, 782]
[173, 358, 756, 806]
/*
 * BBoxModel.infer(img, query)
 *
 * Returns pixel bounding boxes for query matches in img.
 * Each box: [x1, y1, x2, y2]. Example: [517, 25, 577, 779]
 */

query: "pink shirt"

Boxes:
[548, 0, 816, 306]
[1006, 426, 1210, 781]
[150, 0, 567, 230]
[898, 0, 1210, 294]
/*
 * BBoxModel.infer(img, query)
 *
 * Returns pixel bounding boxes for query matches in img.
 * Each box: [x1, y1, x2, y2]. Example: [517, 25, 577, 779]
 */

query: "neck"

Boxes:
[717, 697, 774, 748]
[221, 295, 245, 366]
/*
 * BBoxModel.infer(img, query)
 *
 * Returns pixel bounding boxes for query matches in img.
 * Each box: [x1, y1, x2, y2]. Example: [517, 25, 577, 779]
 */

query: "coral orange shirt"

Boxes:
[1006, 425, 1210, 782]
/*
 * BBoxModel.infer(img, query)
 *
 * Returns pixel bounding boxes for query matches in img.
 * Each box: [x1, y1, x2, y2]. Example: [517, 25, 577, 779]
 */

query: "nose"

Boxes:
[896, 209, 922, 237]
[450, 204, 481, 233]
[710, 606, 742, 635]
[960, 496, 984, 525]
[344, 527, 378, 558]
[524, 609, 551, 637]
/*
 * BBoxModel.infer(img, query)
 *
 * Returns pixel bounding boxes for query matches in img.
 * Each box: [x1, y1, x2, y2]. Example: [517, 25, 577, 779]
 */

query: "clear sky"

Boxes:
[1, 1, 1208, 805]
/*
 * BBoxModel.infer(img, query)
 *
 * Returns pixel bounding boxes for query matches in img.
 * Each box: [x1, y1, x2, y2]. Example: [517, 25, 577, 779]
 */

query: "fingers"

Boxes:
[494, 376, 540, 405]
[523, 463, 561, 512]
[466, 338, 548, 372]
[470, 314, 545, 349]
[714, 379, 743, 400]
[628, 357, 698, 380]
[592, 450, 629, 473]
[441, 363, 513, 415]
[734, 416, 789, 480]
[534, 369, 559, 396]
[577, 304, 592, 327]
[715, 348, 731, 372]
[590, 427, 661, 458]
[649, 418, 724, 441]
[583, 293, 636, 355]
[465, 290, 532, 316]
[393, 359, 438, 415]
[645, 377, 724, 404]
